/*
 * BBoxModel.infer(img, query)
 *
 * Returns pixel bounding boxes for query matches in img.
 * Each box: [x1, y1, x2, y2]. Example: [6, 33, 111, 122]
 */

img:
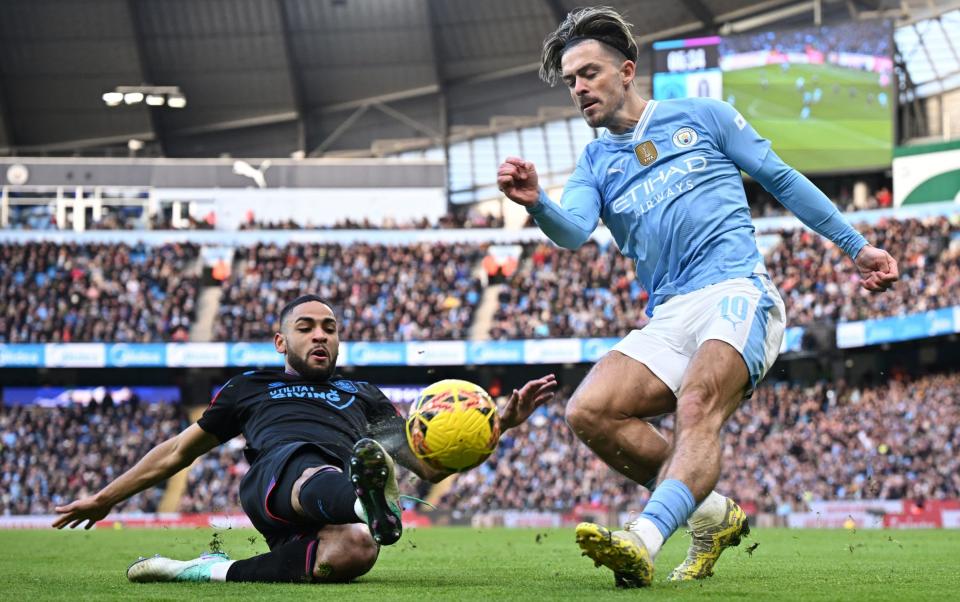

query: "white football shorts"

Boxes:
[612, 274, 786, 397]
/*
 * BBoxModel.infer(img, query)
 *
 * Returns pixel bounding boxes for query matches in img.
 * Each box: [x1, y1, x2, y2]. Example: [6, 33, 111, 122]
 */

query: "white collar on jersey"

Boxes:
[602, 100, 658, 144]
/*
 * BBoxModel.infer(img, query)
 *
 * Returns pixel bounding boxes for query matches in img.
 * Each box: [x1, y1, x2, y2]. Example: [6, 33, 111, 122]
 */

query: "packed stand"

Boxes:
[238, 209, 504, 230]
[768, 215, 960, 324]
[489, 240, 650, 339]
[0, 241, 200, 342]
[720, 371, 960, 513]
[215, 242, 485, 342]
[0, 394, 185, 515]
[178, 437, 248, 513]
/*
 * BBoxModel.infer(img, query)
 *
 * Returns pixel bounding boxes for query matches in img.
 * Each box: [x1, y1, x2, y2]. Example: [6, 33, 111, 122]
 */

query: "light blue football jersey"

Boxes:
[528, 97, 866, 316]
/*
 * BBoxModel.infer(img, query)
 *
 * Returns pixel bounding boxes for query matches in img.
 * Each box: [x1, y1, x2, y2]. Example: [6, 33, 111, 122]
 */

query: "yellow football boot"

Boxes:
[667, 498, 750, 581]
[575, 522, 654, 588]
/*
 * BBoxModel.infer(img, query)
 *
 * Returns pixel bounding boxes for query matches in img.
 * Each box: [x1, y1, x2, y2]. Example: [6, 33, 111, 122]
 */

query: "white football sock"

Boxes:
[208, 560, 235, 582]
[626, 516, 665, 559]
[688, 491, 728, 531]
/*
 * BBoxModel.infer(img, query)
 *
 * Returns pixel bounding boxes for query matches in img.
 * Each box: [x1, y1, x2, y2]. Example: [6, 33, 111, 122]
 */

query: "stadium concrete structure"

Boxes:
[2, 0, 960, 597]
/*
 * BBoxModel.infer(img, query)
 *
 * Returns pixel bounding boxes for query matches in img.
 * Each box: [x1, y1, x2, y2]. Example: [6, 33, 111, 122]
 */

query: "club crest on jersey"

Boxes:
[634, 140, 658, 166]
[672, 127, 698, 148]
[332, 379, 359, 394]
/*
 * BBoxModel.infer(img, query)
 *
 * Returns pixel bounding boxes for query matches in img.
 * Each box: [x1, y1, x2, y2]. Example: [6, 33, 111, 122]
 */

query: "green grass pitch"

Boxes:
[2, 527, 957, 600]
[722, 63, 893, 173]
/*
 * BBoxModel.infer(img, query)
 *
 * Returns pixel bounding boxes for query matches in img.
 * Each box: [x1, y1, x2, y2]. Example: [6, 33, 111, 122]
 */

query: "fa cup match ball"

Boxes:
[405, 379, 501, 472]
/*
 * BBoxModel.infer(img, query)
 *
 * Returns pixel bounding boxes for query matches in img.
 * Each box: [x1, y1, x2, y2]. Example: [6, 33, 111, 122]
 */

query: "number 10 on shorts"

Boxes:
[718, 295, 749, 327]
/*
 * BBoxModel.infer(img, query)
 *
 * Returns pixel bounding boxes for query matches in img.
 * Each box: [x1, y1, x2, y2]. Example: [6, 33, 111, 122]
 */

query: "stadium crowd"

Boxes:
[770, 216, 960, 323]
[489, 240, 650, 339]
[178, 437, 248, 514]
[215, 241, 485, 342]
[0, 393, 184, 515]
[0, 241, 200, 343]
[719, 371, 960, 512]
[2, 215, 954, 344]
[2, 370, 956, 516]
[238, 210, 504, 231]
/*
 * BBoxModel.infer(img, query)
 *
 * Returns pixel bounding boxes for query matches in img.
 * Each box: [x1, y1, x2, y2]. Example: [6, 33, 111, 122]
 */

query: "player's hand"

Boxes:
[52, 496, 112, 530]
[499, 374, 558, 431]
[497, 157, 541, 207]
[854, 245, 899, 292]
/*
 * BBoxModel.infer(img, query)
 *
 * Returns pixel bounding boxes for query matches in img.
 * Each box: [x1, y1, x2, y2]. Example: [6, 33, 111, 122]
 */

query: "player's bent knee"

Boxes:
[313, 525, 379, 582]
[564, 396, 601, 435]
[675, 389, 724, 431]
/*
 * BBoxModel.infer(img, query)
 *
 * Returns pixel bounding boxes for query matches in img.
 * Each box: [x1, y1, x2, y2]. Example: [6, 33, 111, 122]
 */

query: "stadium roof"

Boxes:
[0, 0, 955, 158]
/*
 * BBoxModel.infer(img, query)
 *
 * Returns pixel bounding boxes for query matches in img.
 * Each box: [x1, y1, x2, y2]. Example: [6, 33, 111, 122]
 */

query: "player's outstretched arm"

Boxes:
[499, 373, 558, 431]
[52, 423, 220, 529]
[499, 156, 600, 249]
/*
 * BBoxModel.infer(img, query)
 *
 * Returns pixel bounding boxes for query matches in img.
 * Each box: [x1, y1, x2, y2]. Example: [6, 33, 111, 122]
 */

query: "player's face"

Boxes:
[561, 40, 630, 129]
[276, 301, 340, 381]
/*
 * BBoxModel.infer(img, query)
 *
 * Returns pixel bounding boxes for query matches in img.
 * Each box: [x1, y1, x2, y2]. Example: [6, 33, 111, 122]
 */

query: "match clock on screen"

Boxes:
[652, 36, 722, 101]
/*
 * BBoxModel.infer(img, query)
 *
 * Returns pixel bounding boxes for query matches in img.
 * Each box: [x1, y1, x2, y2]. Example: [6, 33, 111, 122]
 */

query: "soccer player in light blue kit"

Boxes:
[497, 7, 899, 588]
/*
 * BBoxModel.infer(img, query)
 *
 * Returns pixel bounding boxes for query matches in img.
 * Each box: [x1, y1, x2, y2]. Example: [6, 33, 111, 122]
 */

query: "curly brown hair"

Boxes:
[539, 6, 639, 87]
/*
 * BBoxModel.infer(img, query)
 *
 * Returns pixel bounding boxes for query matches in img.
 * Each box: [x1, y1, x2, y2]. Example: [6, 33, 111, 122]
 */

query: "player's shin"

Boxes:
[226, 538, 317, 583]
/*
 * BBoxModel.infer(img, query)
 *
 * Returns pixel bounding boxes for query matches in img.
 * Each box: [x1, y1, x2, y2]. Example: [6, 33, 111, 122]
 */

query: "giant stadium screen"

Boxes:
[652, 20, 894, 173]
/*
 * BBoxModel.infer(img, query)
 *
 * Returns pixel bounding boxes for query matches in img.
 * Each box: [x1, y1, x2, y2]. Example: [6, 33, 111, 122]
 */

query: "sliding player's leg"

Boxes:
[127, 440, 401, 584]
[127, 523, 379, 584]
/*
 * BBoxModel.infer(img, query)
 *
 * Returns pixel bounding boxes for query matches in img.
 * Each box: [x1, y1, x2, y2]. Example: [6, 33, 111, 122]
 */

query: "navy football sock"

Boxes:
[226, 538, 316, 582]
[297, 466, 360, 525]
